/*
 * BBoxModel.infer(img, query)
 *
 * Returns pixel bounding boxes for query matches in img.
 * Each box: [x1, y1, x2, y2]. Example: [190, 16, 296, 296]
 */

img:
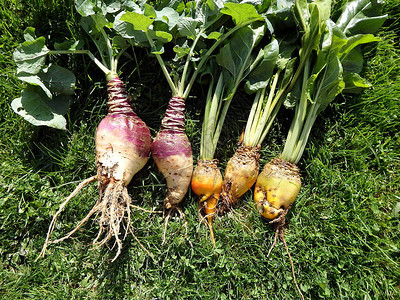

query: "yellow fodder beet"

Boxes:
[254, 157, 301, 219]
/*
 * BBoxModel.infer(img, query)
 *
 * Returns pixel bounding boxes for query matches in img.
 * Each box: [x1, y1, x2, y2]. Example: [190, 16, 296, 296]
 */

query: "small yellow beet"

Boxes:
[191, 159, 223, 246]
[219, 144, 261, 214]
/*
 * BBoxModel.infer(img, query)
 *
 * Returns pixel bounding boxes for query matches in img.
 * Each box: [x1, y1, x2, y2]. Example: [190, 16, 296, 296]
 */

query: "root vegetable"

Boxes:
[191, 159, 222, 246]
[151, 96, 193, 211]
[254, 157, 301, 219]
[38, 76, 152, 261]
[218, 144, 261, 214]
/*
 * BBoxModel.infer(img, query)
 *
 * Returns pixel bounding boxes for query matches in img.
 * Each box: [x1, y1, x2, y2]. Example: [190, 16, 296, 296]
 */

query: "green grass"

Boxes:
[1, 0, 400, 299]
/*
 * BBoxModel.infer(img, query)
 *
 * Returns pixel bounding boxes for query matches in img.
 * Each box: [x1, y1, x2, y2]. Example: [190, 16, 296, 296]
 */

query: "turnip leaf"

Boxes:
[23, 27, 37, 42]
[216, 26, 263, 84]
[120, 11, 154, 32]
[18, 73, 53, 99]
[13, 36, 49, 75]
[40, 64, 76, 96]
[341, 47, 363, 73]
[207, 31, 222, 40]
[177, 17, 198, 39]
[339, 33, 379, 59]
[11, 86, 70, 130]
[220, 2, 262, 26]
[54, 40, 84, 51]
[75, 0, 107, 17]
[155, 7, 180, 30]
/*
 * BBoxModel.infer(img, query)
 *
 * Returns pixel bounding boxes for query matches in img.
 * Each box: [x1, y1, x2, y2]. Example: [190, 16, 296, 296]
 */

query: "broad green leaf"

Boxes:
[153, 19, 169, 33]
[216, 25, 264, 99]
[207, 31, 221, 40]
[23, 27, 36, 42]
[312, 0, 332, 24]
[91, 13, 112, 29]
[112, 36, 130, 52]
[151, 44, 165, 55]
[321, 20, 346, 51]
[40, 64, 76, 96]
[104, 0, 121, 13]
[114, 12, 147, 41]
[204, 0, 224, 19]
[155, 7, 180, 30]
[314, 56, 345, 114]
[341, 47, 363, 73]
[173, 44, 191, 58]
[11, 86, 69, 130]
[336, 0, 387, 35]
[320, 25, 348, 60]
[266, 2, 296, 34]
[18, 73, 52, 99]
[54, 40, 84, 51]
[75, 0, 106, 17]
[115, 13, 171, 45]
[342, 72, 370, 94]
[144, 3, 157, 18]
[339, 33, 379, 59]
[121, 11, 155, 32]
[18, 65, 75, 99]
[177, 17, 198, 39]
[13, 37, 49, 75]
[150, 30, 173, 43]
[122, 0, 141, 11]
[245, 39, 279, 92]
[216, 26, 254, 79]
[221, 3, 262, 26]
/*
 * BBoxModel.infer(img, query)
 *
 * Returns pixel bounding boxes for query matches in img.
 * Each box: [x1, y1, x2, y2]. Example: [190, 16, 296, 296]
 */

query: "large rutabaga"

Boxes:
[39, 75, 152, 261]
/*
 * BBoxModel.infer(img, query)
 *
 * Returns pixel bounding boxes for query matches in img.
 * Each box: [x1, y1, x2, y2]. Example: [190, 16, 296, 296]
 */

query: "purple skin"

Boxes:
[97, 114, 151, 158]
[96, 76, 152, 187]
[151, 96, 193, 209]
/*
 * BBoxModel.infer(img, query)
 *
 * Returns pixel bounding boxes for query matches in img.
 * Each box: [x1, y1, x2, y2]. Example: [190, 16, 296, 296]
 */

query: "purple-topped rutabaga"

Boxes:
[151, 96, 193, 210]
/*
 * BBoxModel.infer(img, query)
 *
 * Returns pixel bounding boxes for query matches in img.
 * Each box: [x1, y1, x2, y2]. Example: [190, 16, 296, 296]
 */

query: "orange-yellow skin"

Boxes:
[191, 159, 222, 246]
[254, 157, 301, 219]
[191, 159, 222, 219]
[219, 144, 261, 213]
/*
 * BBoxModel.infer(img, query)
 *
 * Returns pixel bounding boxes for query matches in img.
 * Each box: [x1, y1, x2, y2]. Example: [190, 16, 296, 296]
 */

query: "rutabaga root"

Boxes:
[191, 159, 222, 247]
[38, 76, 152, 261]
[151, 96, 193, 211]
[218, 144, 261, 215]
[254, 157, 301, 220]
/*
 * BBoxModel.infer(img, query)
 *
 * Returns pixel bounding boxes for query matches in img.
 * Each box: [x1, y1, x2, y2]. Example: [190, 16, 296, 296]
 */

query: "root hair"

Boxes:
[38, 178, 140, 262]
[267, 208, 304, 300]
